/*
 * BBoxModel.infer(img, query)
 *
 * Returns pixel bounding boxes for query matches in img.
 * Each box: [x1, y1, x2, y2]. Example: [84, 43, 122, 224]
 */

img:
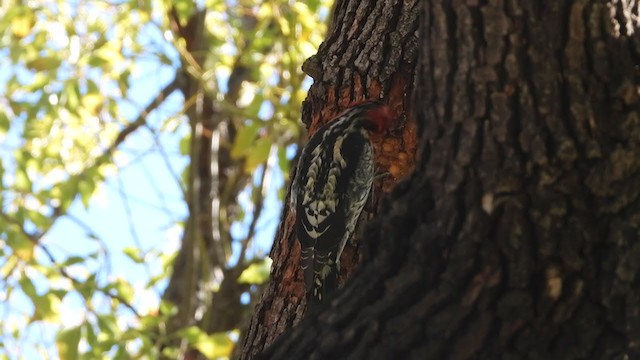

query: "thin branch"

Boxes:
[102, 182, 180, 215]
[115, 174, 153, 280]
[143, 123, 187, 195]
[64, 212, 113, 277]
[0, 211, 141, 317]
[236, 145, 274, 265]
[107, 76, 183, 154]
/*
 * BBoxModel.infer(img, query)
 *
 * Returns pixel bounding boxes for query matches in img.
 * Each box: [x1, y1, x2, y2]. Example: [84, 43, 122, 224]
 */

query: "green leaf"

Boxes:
[28, 210, 50, 228]
[277, 146, 290, 178]
[230, 123, 260, 159]
[56, 325, 81, 360]
[177, 327, 235, 359]
[237, 258, 272, 285]
[159, 300, 178, 316]
[27, 73, 49, 91]
[173, 0, 195, 26]
[194, 332, 234, 359]
[96, 314, 119, 337]
[83, 322, 98, 350]
[78, 179, 96, 208]
[10, 9, 34, 38]
[82, 93, 103, 115]
[61, 256, 85, 267]
[26, 56, 61, 71]
[7, 231, 35, 261]
[0, 111, 10, 136]
[244, 138, 272, 173]
[77, 273, 97, 300]
[0, 256, 18, 278]
[108, 278, 134, 304]
[177, 326, 202, 343]
[19, 276, 38, 299]
[123, 246, 145, 263]
[179, 134, 191, 155]
[33, 293, 61, 322]
[14, 168, 31, 192]
[64, 83, 80, 111]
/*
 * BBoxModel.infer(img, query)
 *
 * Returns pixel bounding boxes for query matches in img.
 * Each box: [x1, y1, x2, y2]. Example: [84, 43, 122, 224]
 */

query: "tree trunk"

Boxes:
[242, 0, 640, 359]
[239, 0, 419, 357]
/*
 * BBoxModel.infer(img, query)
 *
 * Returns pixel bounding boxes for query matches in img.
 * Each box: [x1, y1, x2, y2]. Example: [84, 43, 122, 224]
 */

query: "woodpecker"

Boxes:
[291, 100, 395, 308]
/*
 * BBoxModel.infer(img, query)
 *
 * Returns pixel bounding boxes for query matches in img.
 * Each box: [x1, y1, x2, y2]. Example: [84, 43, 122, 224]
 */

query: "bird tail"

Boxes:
[306, 252, 338, 310]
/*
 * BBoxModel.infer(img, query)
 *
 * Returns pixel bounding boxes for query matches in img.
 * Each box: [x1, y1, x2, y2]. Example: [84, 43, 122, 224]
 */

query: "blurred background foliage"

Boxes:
[0, 0, 332, 358]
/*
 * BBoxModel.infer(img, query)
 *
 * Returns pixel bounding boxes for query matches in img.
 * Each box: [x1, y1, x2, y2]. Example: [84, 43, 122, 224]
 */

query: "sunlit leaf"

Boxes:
[8, 232, 35, 261]
[0, 256, 18, 278]
[123, 246, 145, 264]
[237, 258, 272, 285]
[82, 94, 103, 115]
[61, 256, 85, 267]
[77, 273, 97, 300]
[26, 56, 61, 71]
[231, 123, 261, 159]
[27, 73, 49, 91]
[0, 112, 9, 136]
[15, 168, 31, 192]
[244, 138, 272, 172]
[33, 293, 62, 322]
[160, 300, 178, 316]
[178, 327, 235, 359]
[179, 134, 191, 155]
[173, 0, 195, 26]
[78, 179, 96, 209]
[194, 332, 235, 359]
[97, 314, 119, 337]
[107, 278, 135, 305]
[10, 10, 34, 38]
[19, 276, 38, 299]
[277, 147, 290, 178]
[29, 211, 51, 229]
[56, 325, 81, 360]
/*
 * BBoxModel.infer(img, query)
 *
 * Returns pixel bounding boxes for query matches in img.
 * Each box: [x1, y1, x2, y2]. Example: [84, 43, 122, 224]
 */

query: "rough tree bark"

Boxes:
[239, 0, 419, 357]
[242, 0, 640, 359]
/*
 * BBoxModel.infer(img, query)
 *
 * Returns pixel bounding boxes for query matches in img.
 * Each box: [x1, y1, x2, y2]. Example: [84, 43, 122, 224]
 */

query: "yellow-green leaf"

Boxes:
[244, 138, 272, 173]
[82, 94, 103, 115]
[0, 256, 18, 277]
[231, 123, 261, 159]
[15, 168, 31, 192]
[8, 232, 35, 261]
[11, 13, 34, 38]
[78, 179, 95, 208]
[178, 327, 235, 359]
[179, 134, 191, 155]
[277, 147, 290, 179]
[33, 293, 61, 322]
[123, 246, 145, 264]
[194, 332, 234, 359]
[237, 258, 272, 285]
[56, 326, 81, 360]
[173, 0, 195, 26]
[26, 56, 61, 71]
[19, 276, 38, 299]
[110, 278, 134, 304]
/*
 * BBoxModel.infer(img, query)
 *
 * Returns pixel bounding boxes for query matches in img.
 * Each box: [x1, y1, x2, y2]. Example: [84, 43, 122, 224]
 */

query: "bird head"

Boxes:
[345, 100, 395, 133]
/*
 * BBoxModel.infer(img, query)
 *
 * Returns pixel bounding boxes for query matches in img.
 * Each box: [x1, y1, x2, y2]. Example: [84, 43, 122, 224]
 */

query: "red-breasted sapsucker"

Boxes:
[291, 100, 395, 308]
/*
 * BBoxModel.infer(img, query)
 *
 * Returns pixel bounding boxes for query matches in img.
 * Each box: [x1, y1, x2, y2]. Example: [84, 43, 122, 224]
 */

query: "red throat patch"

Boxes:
[346, 99, 396, 133]
[366, 105, 395, 133]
